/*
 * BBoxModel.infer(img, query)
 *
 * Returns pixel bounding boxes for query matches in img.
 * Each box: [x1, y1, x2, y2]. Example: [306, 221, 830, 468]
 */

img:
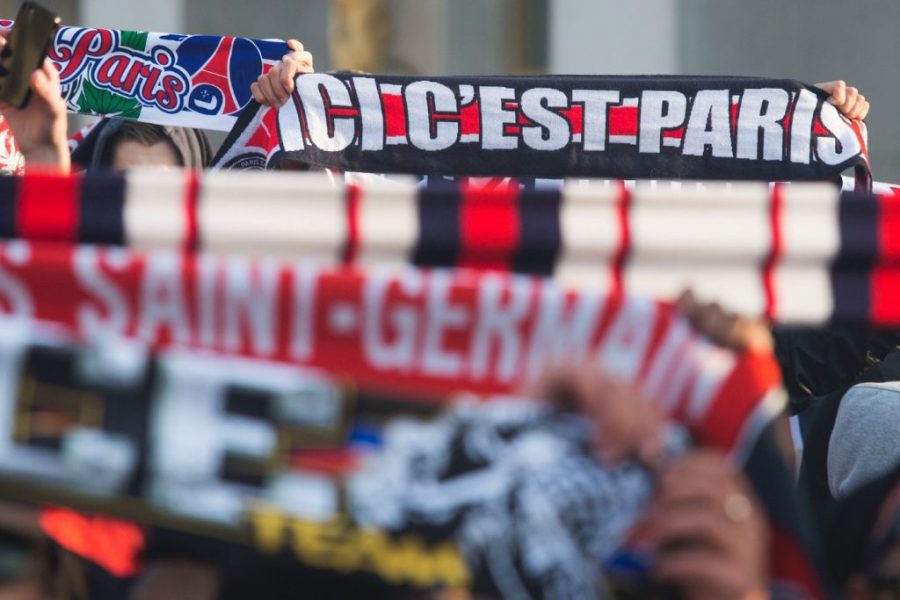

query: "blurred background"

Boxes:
[1, 0, 897, 180]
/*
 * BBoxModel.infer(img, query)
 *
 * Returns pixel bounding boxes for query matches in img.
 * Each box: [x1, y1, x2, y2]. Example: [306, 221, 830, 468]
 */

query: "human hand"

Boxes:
[815, 80, 869, 120]
[677, 290, 773, 353]
[250, 39, 314, 107]
[523, 360, 667, 469]
[0, 32, 69, 173]
[648, 450, 770, 600]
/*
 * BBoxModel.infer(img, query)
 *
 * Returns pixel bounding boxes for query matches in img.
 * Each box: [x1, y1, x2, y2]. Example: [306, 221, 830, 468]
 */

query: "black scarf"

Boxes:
[214, 74, 871, 187]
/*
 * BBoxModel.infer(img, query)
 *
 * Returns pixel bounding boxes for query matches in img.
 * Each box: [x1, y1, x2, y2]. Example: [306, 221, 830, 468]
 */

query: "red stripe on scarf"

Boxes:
[560, 104, 583, 136]
[877, 190, 900, 261]
[690, 349, 782, 453]
[382, 92, 407, 139]
[813, 116, 828, 136]
[762, 184, 784, 320]
[183, 170, 199, 251]
[17, 170, 79, 241]
[342, 183, 361, 264]
[39, 508, 144, 578]
[458, 179, 520, 270]
[850, 120, 869, 164]
[609, 105, 638, 136]
[769, 523, 827, 600]
[293, 448, 364, 475]
[459, 101, 481, 137]
[636, 304, 676, 381]
[872, 192, 900, 324]
[610, 182, 631, 295]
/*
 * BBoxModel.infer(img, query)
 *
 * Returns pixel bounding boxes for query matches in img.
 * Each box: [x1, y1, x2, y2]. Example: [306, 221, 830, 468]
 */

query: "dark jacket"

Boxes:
[774, 325, 900, 416]
[798, 349, 900, 513]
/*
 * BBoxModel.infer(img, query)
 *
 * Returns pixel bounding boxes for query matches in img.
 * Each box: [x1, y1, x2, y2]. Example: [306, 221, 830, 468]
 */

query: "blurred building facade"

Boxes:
[1, 0, 897, 179]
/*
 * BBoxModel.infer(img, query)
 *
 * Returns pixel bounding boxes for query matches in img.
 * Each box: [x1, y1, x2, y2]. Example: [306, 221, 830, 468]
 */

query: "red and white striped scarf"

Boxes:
[1, 170, 899, 326]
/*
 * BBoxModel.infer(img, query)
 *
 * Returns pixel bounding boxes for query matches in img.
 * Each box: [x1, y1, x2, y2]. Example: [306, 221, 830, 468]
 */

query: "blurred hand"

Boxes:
[128, 560, 219, 600]
[815, 80, 869, 120]
[0, 32, 69, 173]
[677, 290, 773, 353]
[250, 39, 314, 107]
[524, 360, 667, 469]
[648, 450, 770, 600]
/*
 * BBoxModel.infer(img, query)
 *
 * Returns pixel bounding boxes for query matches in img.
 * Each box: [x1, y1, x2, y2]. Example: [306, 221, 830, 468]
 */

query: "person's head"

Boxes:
[828, 382, 900, 502]
[100, 121, 182, 170]
[71, 118, 212, 172]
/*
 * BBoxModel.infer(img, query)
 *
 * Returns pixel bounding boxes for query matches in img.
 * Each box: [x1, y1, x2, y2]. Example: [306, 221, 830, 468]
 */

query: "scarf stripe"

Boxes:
[18, 172, 79, 242]
[873, 192, 900, 324]
[458, 179, 520, 270]
[611, 182, 632, 296]
[5, 171, 900, 327]
[762, 183, 784, 320]
[413, 181, 461, 268]
[511, 185, 561, 276]
[0, 175, 18, 236]
[79, 173, 125, 245]
[832, 192, 877, 322]
[182, 169, 200, 252]
[356, 178, 417, 268]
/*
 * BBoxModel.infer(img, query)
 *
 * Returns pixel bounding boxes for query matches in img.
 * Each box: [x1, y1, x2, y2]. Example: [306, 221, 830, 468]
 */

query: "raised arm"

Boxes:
[815, 80, 869, 120]
[0, 32, 70, 174]
[250, 39, 314, 108]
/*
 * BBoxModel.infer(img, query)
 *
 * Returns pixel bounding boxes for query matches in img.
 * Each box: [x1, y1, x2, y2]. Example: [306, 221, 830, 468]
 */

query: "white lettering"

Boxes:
[639, 91, 687, 153]
[137, 252, 191, 345]
[480, 86, 518, 150]
[683, 89, 733, 158]
[573, 89, 620, 151]
[353, 77, 385, 151]
[525, 282, 603, 374]
[790, 89, 817, 165]
[74, 246, 130, 338]
[469, 274, 531, 381]
[816, 102, 862, 165]
[422, 272, 468, 377]
[223, 258, 280, 357]
[296, 73, 357, 152]
[289, 263, 319, 361]
[520, 87, 570, 151]
[362, 270, 422, 371]
[406, 80, 460, 151]
[737, 88, 789, 160]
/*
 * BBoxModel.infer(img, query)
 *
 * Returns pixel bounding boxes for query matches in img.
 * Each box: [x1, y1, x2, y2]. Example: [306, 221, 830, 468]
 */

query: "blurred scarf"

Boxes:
[0, 119, 24, 175]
